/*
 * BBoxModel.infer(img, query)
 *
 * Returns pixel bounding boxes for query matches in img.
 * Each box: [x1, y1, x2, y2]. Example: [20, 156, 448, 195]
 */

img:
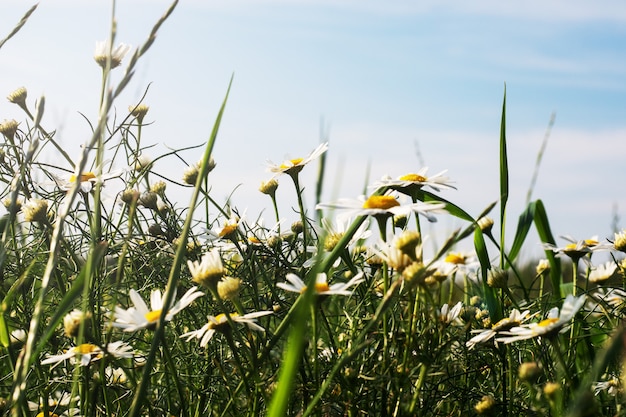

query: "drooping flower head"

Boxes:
[41, 341, 133, 368]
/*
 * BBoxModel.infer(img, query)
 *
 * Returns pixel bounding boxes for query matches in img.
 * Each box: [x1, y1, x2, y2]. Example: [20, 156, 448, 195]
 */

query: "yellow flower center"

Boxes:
[74, 343, 98, 354]
[36, 413, 60, 417]
[445, 253, 466, 265]
[280, 158, 304, 170]
[300, 282, 331, 294]
[248, 236, 261, 244]
[362, 195, 400, 210]
[399, 173, 427, 182]
[538, 317, 559, 327]
[69, 172, 96, 183]
[208, 313, 239, 330]
[145, 309, 163, 323]
[219, 224, 238, 238]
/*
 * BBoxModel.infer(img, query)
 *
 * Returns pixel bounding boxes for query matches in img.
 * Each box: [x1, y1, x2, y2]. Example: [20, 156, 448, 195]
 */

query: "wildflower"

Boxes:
[477, 216, 494, 234]
[187, 250, 225, 290]
[94, 41, 131, 69]
[439, 302, 463, 325]
[0, 119, 19, 140]
[543, 382, 561, 400]
[119, 189, 140, 205]
[320, 216, 371, 252]
[7, 87, 27, 106]
[544, 235, 611, 261]
[56, 169, 121, 193]
[41, 341, 133, 367]
[373, 242, 414, 272]
[10, 329, 26, 346]
[373, 168, 456, 193]
[180, 310, 272, 347]
[217, 277, 242, 301]
[487, 267, 509, 288]
[588, 261, 618, 284]
[536, 259, 550, 275]
[267, 142, 328, 177]
[402, 262, 429, 287]
[150, 180, 166, 195]
[129, 103, 149, 123]
[22, 199, 48, 223]
[613, 230, 626, 253]
[474, 394, 496, 414]
[278, 272, 364, 296]
[113, 286, 204, 332]
[138, 192, 159, 210]
[259, 179, 278, 196]
[134, 154, 152, 171]
[518, 361, 541, 383]
[593, 377, 620, 396]
[496, 295, 586, 343]
[63, 309, 91, 338]
[316, 194, 445, 222]
[466, 309, 531, 348]
[394, 230, 421, 259]
[205, 212, 245, 241]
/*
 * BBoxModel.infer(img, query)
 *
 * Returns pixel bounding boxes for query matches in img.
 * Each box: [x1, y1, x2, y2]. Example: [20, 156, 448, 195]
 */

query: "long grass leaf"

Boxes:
[499, 86, 508, 269]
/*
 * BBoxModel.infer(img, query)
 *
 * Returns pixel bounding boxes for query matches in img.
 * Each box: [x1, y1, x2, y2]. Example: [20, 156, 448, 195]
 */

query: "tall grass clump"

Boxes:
[1, 3, 625, 417]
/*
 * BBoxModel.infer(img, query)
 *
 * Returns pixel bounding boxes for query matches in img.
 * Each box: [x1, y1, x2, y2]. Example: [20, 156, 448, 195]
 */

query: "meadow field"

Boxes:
[0, 3, 625, 416]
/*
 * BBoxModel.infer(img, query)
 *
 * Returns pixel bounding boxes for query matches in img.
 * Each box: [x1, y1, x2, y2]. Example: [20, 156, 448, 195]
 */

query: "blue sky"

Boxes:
[1, 0, 625, 260]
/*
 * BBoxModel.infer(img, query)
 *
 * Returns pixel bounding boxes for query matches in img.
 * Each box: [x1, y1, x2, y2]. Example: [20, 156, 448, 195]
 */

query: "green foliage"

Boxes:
[0, 3, 624, 417]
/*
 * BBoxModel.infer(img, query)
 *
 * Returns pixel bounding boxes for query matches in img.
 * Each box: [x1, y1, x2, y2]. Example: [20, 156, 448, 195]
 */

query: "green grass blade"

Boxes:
[474, 227, 501, 321]
[499, 86, 508, 269]
[532, 200, 562, 299]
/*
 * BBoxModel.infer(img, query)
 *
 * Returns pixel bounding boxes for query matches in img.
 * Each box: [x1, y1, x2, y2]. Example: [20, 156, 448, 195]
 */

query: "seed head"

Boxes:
[487, 267, 509, 288]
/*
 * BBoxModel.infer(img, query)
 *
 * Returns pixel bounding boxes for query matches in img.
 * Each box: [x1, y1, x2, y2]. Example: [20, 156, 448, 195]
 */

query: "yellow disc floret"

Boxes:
[362, 195, 400, 210]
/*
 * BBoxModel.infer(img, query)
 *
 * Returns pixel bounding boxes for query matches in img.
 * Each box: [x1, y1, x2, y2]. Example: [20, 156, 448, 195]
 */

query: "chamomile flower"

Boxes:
[94, 41, 131, 69]
[278, 272, 364, 296]
[204, 211, 246, 241]
[438, 301, 463, 325]
[187, 250, 225, 290]
[373, 168, 456, 193]
[316, 194, 445, 222]
[267, 142, 328, 177]
[466, 309, 531, 349]
[41, 341, 133, 367]
[588, 261, 618, 284]
[55, 169, 122, 193]
[320, 216, 371, 252]
[543, 235, 612, 260]
[181, 310, 272, 347]
[496, 295, 586, 344]
[113, 286, 204, 332]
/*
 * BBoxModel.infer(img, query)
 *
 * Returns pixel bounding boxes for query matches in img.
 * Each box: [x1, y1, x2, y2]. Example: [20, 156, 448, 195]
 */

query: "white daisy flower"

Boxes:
[181, 310, 272, 347]
[588, 261, 618, 284]
[94, 40, 131, 69]
[466, 309, 531, 349]
[54, 168, 122, 193]
[372, 168, 456, 192]
[187, 250, 225, 289]
[113, 286, 204, 332]
[204, 211, 246, 241]
[319, 216, 371, 252]
[278, 272, 364, 296]
[316, 194, 446, 222]
[439, 302, 463, 325]
[543, 235, 612, 259]
[267, 142, 328, 177]
[41, 341, 133, 367]
[496, 295, 586, 344]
